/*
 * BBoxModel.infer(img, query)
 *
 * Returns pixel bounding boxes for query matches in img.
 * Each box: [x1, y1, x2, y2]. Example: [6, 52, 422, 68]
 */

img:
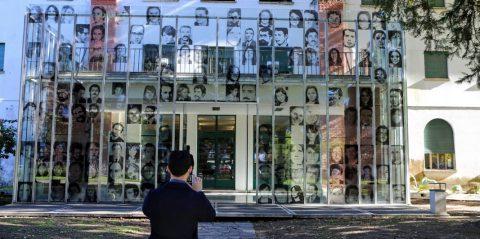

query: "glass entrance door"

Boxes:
[197, 116, 235, 189]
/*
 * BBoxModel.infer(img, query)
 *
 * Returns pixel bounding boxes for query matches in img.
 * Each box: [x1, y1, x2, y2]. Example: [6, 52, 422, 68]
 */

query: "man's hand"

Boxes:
[191, 175, 203, 192]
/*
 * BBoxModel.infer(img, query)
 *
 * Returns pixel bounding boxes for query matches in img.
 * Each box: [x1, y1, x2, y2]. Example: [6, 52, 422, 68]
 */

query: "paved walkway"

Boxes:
[0, 203, 430, 218]
[199, 222, 255, 239]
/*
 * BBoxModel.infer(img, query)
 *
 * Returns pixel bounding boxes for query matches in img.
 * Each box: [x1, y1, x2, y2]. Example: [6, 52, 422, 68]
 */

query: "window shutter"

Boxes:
[424, 51, 448, 78]
[0, 43, 4, 71]
[424, 119, 454, 154]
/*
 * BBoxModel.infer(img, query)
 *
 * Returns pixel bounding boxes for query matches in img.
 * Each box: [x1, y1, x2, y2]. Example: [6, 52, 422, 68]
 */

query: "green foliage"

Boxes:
[0, 120, 17, 160]
[418, 177, 437, 192]
[372, 0, 480, 84]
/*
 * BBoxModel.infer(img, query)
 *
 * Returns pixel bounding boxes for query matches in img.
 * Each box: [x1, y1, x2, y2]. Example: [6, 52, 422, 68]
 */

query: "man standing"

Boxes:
[143, 150, 215, 239]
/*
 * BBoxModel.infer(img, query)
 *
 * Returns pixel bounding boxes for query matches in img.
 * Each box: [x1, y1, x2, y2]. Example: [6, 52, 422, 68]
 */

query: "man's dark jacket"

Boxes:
[142, 180, 216, 239]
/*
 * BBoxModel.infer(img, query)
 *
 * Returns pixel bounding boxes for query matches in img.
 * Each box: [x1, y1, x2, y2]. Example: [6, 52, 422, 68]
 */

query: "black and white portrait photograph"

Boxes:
[360, 107, 373, 127]
[391, 146, 403, 165]
[289, 9, 303, 28]
[328, 87, 343, 107]
[393, 184, 405, 201]
[305, 85, 319, 104]
[330, 163, 344, 185]
[143, 44, 160, 72]
[87, 84, 101, 104]
[388, 31, 402, 49]
[373, 30, 386, 49]
[142, 162, 155, 182]
[160, 83, 173, 102]
[127, 104, 142, 124]
[372, 12, 386, 30]
[305, 28, 319, 49]
[329, 48, 342, 66]
[194, 7, 209, 26]
[304, 10, 318, 29]
[146, 6, 161, 25]
[389, 50, 402, 67]
[258, 27, 272, 47]
[71, 103, 87, 123]
[306, 164, 321, 185]
[91, 6, 106, 26]
[306, 125, 320, 145]
[289, 47, 303, 68]
[225, 84, 240, 102]
[51, 181, 65, 201]
[306, 145, 320, 164]
[305, 48, 320, 66]
[360, 88, 373, 108]
[327, 10, 341, 28]
[143, 105, 157, 124]
[227, 8, 241, 27]
[274, 87, 288, 106]
[274, 28, 289, 47]
[90, 25, 105, 48]
[61, 5, 75, 24]
[45, 5, 59, 25]
[110, 123, 125, 142]
[241, 84, 256, 102]
[290, 185, 304, 204]
[125, 184, 140, 201]
[357, 11, 371, 30]
[227, 27, 242, 46]
[84, 104, 97, 122]
[28, 5, 43, 23]
[130, 25, 145, 45]
[226, 65, 240, 83]
[143, 85, 156, 104]
[75, 24, 90, 44]
[391, 108, 403, 127]
[177, 83, 191, 101]
[374, 67, 387, 83]
[161, 25, 176, 45]
[113, 44, 127, 63]
[112, 82, 126, 102]
[242, 28, 256, 48]
[241, 45, 256, 73]
[192, 84, 207, 101]
[178, 25, 193, 45]
[178, 45, 192, 67]
[290, 106, 304, 126]
[390, 89, 403, 108]
[376, 125, 389, 145]
[258, 9, 273, 28]
[343, 29, 355, 48]
[126, 144, 139, 166]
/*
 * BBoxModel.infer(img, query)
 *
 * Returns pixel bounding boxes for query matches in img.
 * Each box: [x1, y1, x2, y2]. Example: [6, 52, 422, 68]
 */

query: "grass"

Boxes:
[0, 217, 150, 239]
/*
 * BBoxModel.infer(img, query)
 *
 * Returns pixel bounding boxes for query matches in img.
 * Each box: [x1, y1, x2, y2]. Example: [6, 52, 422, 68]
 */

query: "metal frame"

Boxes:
[14, 14, 408, 206]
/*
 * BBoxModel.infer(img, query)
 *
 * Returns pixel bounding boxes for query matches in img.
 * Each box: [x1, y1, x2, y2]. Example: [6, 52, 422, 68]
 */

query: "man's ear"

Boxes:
[188, 166, 193, 174]
[166, 166, 171, 174]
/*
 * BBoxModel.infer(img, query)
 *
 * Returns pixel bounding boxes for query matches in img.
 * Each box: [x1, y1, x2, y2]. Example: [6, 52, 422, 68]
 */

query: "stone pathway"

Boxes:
[199, 222, 256, 239]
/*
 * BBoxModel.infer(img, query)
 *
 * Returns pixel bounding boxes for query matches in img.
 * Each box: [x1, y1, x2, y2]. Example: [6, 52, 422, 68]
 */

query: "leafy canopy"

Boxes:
[371, 0, 480, 84]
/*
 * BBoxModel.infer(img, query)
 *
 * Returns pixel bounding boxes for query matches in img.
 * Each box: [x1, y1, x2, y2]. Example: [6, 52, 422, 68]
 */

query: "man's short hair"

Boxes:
[168, 150, 192, 177]
[275, 28, 288, 35]
[194, 84, 206, 94]
[259, 27, 272, 36]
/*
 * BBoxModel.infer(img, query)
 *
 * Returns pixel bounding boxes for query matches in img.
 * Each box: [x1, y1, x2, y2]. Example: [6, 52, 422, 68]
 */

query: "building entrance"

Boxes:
[197, 115, 236, 189]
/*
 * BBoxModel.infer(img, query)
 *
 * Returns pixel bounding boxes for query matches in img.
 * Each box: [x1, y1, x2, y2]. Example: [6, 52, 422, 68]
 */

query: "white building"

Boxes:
[1, 0, 477, 204]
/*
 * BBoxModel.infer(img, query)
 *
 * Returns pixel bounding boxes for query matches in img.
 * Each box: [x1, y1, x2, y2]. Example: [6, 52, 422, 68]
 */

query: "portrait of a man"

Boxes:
[130, 25, 145, 45]
[274, 28, 288, 47]
[194, 7, 208, 26]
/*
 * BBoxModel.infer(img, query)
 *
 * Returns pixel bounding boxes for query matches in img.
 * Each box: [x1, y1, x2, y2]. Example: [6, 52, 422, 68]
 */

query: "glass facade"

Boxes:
[14, 9, 407, 204]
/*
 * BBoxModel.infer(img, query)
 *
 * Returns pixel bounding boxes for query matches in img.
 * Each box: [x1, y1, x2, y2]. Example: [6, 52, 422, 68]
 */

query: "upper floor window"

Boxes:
[424, 51, 448, 79]
[361, 0, 376, 5]
[428, 0, 445, 7]
[424, 119, 455, 170]
[0, 43, 4, 72]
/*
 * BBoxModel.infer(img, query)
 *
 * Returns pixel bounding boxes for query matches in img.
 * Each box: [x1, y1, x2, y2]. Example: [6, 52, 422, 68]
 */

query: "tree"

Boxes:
[372, 0, 480, 84]
[0, 120, 16, 160]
